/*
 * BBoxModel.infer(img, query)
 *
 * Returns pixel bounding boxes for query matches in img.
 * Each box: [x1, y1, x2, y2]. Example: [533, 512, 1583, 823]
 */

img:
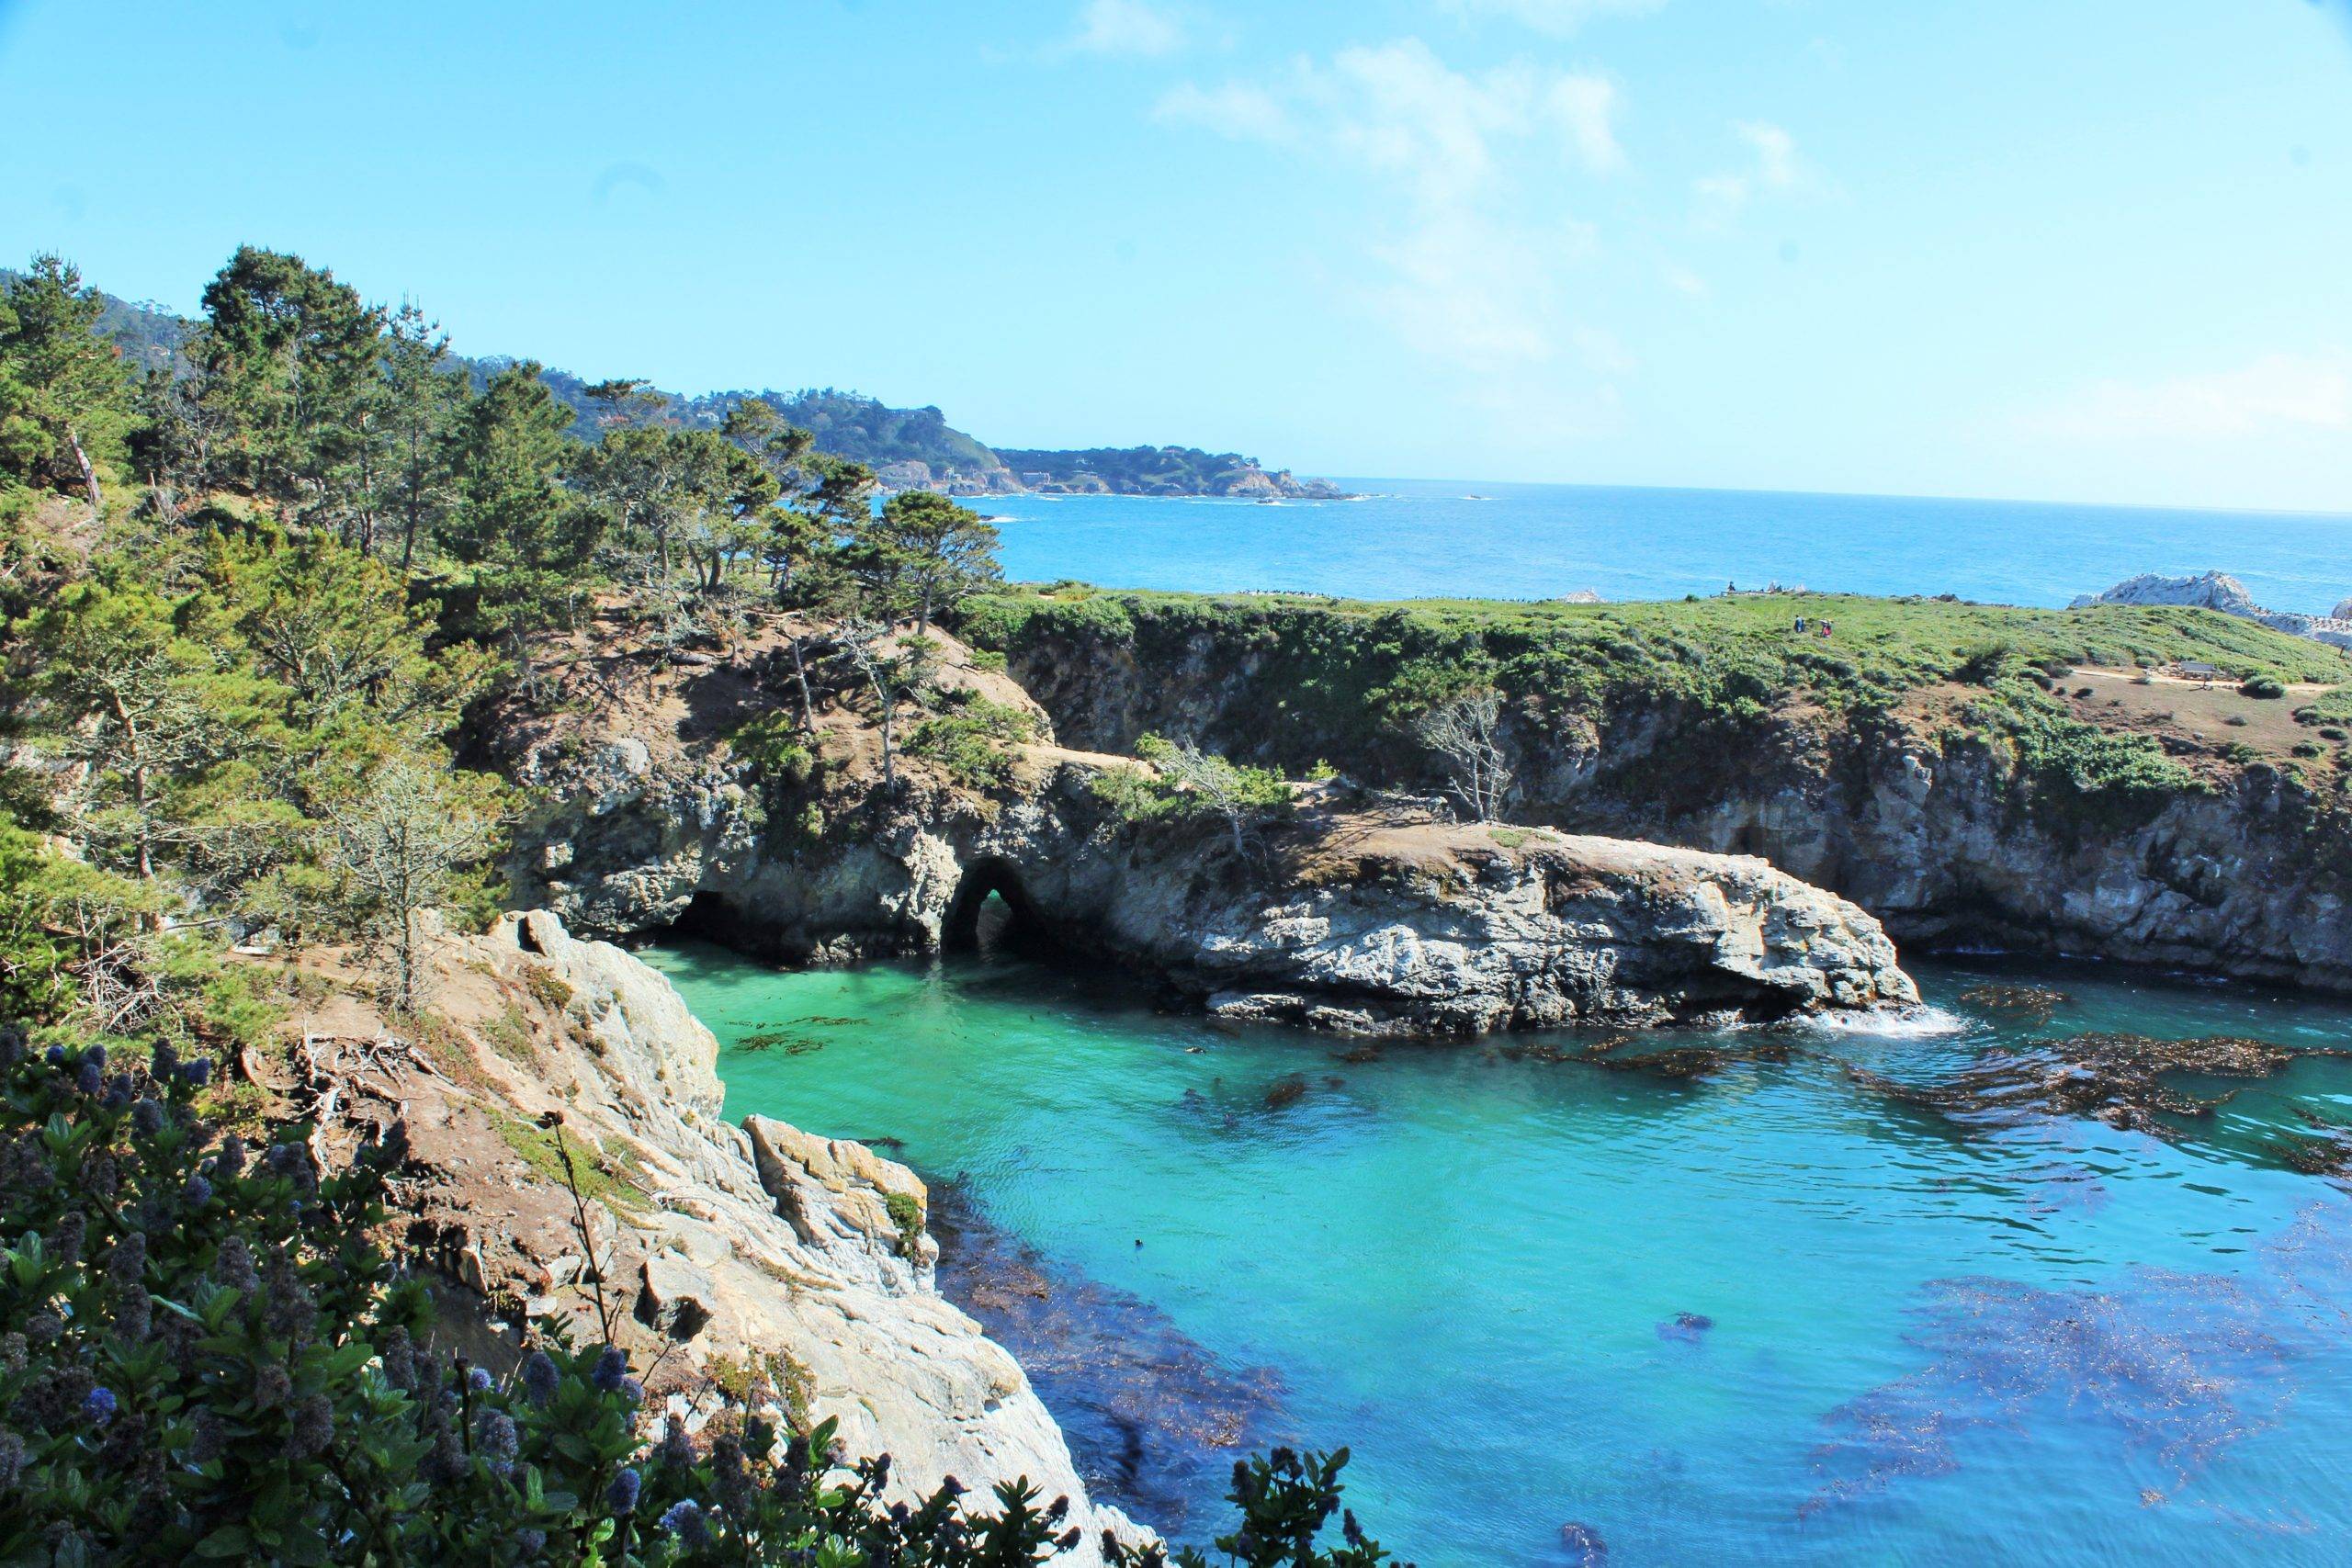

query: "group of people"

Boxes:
[1793, 614, 1834, 638]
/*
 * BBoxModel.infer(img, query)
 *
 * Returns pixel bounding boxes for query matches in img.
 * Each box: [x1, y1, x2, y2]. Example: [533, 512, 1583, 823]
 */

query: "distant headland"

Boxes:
[83, 285, 1351, 501]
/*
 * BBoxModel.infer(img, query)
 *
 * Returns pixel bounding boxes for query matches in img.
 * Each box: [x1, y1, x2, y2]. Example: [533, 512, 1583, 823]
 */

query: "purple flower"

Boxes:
[75, 1059, 102, 1096]
[591, 1347, 628, 1393]
[617, 1376, 643, 1408]
[514, 1529, 546, 1557]
[657, 1499, 707, 1544]
[180, 1058, 211, 1089]
[212, 1236, 259, 1292]
[468, 1366, 492, 1393]
[605, 1466, 641, 1515]
[477, 1410, 518, 1476]
[286, 1394, 334, 1460]
[521, 1351, 560, 1406]
[151, 1040, 179, 1078]
[182, 1175, 212, 1207]
[86, 1044, 107, 1070]
[130, 1100, 164, 1137]
[83, 1388, 116, 1426]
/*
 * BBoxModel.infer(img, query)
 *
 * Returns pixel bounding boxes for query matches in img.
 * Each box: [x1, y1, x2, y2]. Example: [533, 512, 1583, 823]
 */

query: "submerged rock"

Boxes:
[1957, 983, 2070, 1024]
[927, 1184, 1284, 1530]
[1557, 1521, 1610, 1563]
[1656, 1312, 1715, 1344]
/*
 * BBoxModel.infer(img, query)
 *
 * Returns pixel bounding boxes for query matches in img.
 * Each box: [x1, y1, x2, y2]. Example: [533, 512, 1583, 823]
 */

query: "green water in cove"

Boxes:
[640, 940, 2352, 1566]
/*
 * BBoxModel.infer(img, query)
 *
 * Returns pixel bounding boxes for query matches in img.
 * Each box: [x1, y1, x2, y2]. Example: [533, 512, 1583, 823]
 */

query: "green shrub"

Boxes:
[2241, 675, 2287, 700]
[728, 713, 815, 785]
[908, 694, 1036, 791]
[881, 1191, 924, 1259]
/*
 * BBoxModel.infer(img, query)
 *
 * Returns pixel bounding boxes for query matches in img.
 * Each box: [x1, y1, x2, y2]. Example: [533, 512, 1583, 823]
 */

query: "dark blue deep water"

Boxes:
[980, 480, 2352, 614]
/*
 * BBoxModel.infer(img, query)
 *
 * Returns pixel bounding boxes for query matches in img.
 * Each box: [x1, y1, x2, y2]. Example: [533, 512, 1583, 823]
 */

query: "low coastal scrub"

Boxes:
[1092, 735, 1292, 855]
[963, 586, 2350, 734]
[962, 587, 2347, 819]
[908, 694, 1037, 792]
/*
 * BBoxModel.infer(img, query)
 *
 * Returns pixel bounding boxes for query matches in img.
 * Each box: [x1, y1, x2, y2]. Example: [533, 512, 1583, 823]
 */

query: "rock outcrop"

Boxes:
[981, 812, 1915, 1033]
[494, 637, 1917, 1034]
[299, 910, 1143, 1560]
[984, 604, 2352, 996]
[2073, 571, 2352, 650]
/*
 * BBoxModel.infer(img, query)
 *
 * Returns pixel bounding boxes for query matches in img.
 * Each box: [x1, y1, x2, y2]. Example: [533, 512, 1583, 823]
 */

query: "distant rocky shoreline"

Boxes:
[2072, 570, 2352, 649]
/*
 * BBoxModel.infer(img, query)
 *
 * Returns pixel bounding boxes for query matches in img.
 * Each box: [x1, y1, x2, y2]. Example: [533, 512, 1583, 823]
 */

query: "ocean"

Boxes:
[978, 479, 2352, 613]
[648, 942, 2352, 1568]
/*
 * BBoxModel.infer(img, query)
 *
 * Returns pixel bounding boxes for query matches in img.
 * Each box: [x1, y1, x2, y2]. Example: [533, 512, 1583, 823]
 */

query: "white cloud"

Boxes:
[2037, 354, 2352, 441]
[1738, 120, 1797, 187]
[1067, 0, 1183, 58]
[1547, 74, 1625, 175]
[1152, 80, 1296, 142]
[1437, 0, 1668, 38]
[1662, 263, 1709, 298]
[1694, 119, 1802, 224]
[1153, 40, 1624, 374]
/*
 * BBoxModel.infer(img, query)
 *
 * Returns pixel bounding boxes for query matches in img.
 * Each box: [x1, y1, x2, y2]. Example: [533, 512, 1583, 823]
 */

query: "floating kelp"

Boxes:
[733, 1030, 825, 1055]
[1958, 983, 2071, 1024]
[1808, 1271, 2290, 1515]
[1656, 1312, 1714, 1344]
[926, 1183, 1285, 1529]
[1848, 1032, 2325, 1135]
[1262, 1074, 1310, 1110]
[1588, 1036, 1798, 1080]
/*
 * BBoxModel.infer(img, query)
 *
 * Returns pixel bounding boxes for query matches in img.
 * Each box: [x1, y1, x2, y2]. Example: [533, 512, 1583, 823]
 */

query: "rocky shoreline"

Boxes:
[293, 908, 1150, 1562]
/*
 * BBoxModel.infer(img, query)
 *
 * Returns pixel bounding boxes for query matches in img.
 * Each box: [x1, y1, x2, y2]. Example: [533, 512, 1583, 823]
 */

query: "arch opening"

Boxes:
[942, 857, 1057, 957]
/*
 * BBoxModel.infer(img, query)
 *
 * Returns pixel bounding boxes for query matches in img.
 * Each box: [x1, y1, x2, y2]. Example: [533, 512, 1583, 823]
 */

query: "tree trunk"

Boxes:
[67, 426, 102, 522]
[788, 636, 818, 735]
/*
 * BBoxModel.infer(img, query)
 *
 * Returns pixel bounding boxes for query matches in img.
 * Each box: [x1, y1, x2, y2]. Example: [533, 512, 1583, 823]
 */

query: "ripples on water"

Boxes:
[642, 943, 2352, 1566]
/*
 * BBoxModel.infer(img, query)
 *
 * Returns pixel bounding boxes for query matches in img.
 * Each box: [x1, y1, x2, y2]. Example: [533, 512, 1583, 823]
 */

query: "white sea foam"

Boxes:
[1788, 1004, 1973, 1039]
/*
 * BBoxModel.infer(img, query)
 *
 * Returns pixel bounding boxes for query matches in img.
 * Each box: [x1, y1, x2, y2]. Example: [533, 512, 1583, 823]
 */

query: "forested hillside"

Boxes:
[28, 276, 1340, 498]
[0, 243, 1394, 1565]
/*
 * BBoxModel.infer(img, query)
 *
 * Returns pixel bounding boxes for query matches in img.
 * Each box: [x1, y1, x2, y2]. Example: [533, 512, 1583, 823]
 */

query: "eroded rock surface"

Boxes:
[492, 629, 1916, 1034]
[298, 911, 1143, 1560]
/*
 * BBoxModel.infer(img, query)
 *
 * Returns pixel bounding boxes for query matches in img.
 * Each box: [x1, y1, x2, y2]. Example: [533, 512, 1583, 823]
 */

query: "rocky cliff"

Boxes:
[968, 592, 2352, 995]
[489, 616, 1915, 1033]
[287, 909, 1143, 1560]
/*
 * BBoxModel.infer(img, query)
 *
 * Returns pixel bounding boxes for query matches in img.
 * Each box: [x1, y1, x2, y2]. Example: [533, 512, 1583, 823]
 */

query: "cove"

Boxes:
[640, 939, 2352, 1566]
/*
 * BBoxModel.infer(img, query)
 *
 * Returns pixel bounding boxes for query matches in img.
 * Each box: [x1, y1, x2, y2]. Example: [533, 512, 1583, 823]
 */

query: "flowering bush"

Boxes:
[0, 1026, 1402, 1565]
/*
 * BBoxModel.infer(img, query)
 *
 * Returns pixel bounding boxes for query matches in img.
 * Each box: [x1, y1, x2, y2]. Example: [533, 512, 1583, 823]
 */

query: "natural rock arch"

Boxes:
[941, 856, 1053, 954]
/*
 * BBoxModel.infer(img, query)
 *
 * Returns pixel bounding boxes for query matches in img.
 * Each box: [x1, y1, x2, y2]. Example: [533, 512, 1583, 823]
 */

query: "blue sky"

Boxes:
[6, 1, 2352, 509]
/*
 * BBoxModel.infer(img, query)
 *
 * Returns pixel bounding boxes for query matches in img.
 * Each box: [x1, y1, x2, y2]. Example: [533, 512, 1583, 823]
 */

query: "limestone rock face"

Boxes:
[499, 639, 1916, 1031]
[1008, 818, 1916, 1034]
[366, 913, 1143, 1561]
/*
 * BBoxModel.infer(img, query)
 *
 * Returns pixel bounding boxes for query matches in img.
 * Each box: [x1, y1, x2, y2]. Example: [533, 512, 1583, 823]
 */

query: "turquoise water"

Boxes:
[981, 480, 2352, 615]
[643, 942, 2352, 1566]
